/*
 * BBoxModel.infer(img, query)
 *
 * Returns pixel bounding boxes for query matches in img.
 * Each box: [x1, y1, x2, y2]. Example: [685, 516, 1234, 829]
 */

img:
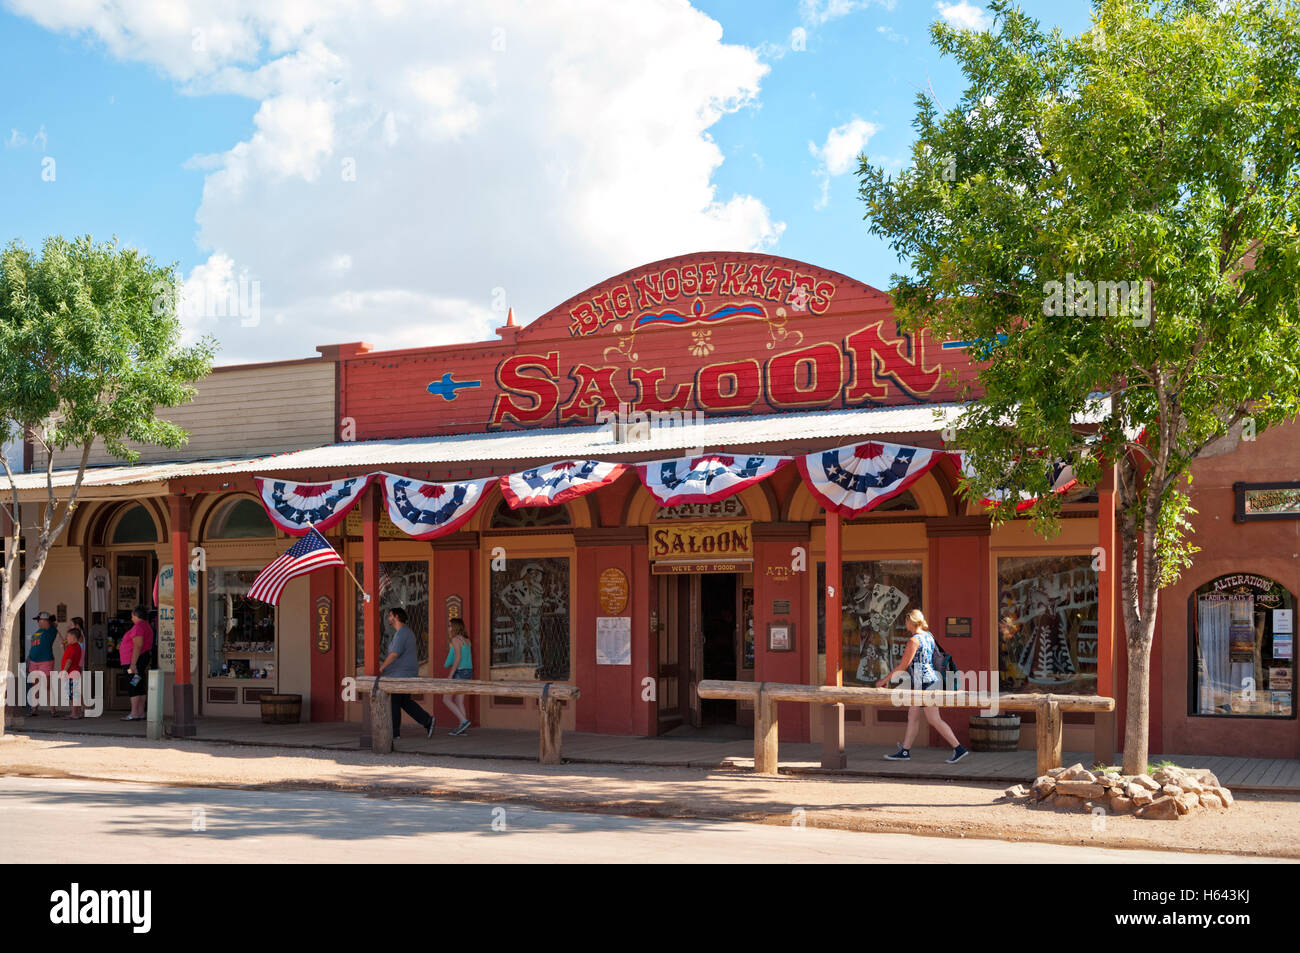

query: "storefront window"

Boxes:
[488, 557, 570, 680]
[112, 505, 158, 544]
[997, 555, 1098, 694]
[489, 500, 570, 529]
[817, 560, 923, 686]
[208, 498, 277, 538]
[1191, 574, 1294, 717]
[353, 561, 430, 669]
[207, 567, 276, 680]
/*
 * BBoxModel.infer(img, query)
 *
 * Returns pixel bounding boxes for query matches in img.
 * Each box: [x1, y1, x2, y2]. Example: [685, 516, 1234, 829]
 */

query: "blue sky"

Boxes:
[0, 0, 1095, 362]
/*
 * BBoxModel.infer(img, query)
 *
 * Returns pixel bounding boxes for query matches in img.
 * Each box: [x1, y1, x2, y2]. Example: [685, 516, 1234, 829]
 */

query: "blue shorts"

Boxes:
[452, 668, 473, 680]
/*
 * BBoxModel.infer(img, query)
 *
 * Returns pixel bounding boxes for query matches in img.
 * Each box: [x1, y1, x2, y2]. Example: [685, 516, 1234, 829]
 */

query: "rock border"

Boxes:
[1002, 763, 1234, 819]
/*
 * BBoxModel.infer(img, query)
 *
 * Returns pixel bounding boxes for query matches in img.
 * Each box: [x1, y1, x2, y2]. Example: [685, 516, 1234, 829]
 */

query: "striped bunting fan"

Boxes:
[248, 527, 344, 605]
[636, 453, 790, 506]
[796, 440, 945, 517]
[953, 452, 1079, 512]
[253, 474, 376, 536]
[500, 460, 627, 508]
[379, 472, 494, 539]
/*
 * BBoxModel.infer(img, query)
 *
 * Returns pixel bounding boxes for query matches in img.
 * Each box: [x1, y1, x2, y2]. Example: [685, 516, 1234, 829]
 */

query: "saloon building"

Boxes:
[7, 252, 1297, 760]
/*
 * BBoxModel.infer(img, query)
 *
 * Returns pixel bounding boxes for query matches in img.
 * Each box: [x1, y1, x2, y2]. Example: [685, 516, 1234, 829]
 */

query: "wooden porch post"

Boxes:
[1094, 463, 1117, 765]
[360, 483, 381, 748]
[821, 509, 846, 768]
[168, 494, 196, 737]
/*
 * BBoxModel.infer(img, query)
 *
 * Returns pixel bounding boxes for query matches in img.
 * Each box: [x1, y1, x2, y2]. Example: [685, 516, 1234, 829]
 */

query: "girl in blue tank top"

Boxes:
[876, 609, 968, 765]
[444, 617, 473, 736]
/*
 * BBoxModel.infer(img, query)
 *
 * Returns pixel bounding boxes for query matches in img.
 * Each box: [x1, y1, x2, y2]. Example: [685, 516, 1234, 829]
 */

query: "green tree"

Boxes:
[0, 236, 216, 733]
[860, 0, 1300, 772]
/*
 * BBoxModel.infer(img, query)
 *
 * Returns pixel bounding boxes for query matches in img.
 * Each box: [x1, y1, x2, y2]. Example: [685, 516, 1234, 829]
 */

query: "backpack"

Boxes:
[931, 638, 960, 686]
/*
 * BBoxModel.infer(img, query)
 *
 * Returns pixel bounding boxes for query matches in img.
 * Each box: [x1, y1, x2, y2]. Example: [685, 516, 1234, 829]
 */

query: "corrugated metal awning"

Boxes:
[9, 403, 965, 495]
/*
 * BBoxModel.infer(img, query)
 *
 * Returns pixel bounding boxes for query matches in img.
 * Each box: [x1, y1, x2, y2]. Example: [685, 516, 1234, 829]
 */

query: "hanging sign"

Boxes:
[315, 595, 332, 654]
[650, 521, 752, 573]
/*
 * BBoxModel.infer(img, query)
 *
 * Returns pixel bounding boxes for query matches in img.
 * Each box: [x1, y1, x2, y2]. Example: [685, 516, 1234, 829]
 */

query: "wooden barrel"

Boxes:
[968, 713, 1021, 752]
[260, 693, 302, 725]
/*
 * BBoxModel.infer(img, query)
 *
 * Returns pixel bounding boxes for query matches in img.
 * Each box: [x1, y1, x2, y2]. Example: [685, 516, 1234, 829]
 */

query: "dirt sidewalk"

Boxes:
[3, 733, 1297, 858]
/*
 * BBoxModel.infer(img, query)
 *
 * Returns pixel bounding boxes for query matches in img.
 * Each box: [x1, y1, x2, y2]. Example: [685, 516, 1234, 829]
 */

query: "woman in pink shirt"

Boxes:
[119, 605, 154, 721]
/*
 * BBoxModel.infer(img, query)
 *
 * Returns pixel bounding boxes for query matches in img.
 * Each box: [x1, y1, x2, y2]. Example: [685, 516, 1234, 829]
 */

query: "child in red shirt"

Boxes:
[60, 625, 85, 719]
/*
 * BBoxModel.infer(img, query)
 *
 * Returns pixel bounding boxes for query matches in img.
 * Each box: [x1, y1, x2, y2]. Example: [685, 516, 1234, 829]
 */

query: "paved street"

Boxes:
[0, 777, 1285, 863]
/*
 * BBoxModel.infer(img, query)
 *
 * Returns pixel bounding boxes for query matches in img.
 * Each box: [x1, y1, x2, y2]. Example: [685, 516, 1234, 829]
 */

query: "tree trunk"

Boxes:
[1122, 630, 1154, 775]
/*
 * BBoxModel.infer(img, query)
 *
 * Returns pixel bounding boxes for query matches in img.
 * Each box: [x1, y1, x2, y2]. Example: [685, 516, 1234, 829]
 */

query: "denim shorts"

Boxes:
[452, 668, 473, 680]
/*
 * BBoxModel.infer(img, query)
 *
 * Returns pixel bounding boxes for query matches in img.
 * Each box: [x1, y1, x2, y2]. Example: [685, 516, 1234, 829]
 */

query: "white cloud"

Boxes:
[5, 124, 47, 149]
[935, 1, 992, 32]
[876, 25, 907, 44]
[809, 117, 877, 209]
[8, 0, 782, 362]
[799, 0, 896, 26]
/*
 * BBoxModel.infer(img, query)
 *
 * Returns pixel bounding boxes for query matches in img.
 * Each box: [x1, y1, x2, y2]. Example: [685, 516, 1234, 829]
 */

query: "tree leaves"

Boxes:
[0, 235, 217, 463]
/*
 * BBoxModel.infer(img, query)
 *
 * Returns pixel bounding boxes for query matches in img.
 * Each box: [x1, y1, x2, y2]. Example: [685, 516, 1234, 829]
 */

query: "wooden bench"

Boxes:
[358, 677, 580, 764]
[698, 680, 1114, 776]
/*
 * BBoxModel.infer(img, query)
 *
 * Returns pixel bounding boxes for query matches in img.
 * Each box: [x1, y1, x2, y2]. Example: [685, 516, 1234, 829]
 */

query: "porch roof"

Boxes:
[7, 403, 966, 498]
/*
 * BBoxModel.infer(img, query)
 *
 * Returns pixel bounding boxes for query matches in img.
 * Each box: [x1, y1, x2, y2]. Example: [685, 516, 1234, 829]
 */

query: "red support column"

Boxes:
[360, 483, 381, 747]
[168, 494, 196, 737]
[822, 509, 846, 768]
[1094, 463, 1117, 765]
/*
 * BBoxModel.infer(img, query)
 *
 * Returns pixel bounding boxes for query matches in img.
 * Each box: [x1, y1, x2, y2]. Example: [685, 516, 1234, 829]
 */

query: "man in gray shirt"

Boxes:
[379, 607, 435, 739]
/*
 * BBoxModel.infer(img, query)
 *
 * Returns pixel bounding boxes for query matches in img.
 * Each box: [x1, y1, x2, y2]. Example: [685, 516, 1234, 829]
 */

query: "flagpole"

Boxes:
[310, 521, 371, 602]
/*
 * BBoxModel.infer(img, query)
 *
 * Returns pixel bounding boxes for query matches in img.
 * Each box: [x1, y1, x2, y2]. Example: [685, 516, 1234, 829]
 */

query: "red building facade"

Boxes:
[47, 251, 1288, 759]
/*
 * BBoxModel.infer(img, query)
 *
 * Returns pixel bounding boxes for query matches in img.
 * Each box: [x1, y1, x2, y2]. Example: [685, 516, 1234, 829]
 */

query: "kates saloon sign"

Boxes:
[340, 253, 971, 439]
[486, 255, 952, 430]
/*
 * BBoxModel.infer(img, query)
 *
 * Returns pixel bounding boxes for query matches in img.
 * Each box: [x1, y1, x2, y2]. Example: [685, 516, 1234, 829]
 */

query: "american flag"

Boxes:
[247, 527, 344, 605]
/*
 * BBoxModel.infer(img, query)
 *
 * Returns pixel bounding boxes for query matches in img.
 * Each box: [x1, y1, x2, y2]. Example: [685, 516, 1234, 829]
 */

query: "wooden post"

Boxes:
[1036, 696, 1063, 776]
[360, 483, 381, 749]
[754, 683, 779, 774]
[370, 681, 393, 754]
[1094, 463, 1117, 766]
[821, 509, 846, 769]
[538, 685, 563, 764]
[168, 494, 196, 737]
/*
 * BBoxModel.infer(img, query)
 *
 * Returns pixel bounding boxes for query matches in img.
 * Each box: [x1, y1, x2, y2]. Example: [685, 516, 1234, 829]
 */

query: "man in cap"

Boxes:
[26, 611, 59, 716]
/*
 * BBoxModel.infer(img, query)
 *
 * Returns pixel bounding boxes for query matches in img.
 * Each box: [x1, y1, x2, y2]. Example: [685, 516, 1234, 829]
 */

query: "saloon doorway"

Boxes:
[653, 572, 752, 734]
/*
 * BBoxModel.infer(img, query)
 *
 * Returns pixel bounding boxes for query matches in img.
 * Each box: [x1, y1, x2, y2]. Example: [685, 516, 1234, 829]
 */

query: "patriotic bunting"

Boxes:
[636, 453, 790, 506]
[954, 452, 1078, 512]
[253, 474, 376, 536]
[500, 460, 628, 509]
[797, 440, 945, 518]
[379, 472, 493, 540]
[248, 528, 345, 606]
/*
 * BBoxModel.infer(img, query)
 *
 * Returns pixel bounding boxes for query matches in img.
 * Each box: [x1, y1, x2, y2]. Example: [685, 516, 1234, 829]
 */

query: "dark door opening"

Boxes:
[699, 572, 738, 726]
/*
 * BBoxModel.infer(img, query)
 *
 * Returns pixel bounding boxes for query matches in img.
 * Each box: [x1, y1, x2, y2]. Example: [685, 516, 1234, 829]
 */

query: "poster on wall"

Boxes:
[117, 576, 140, 612]
[1275, 631, 1293, 660]
[596, 617, 631, 665]
[155, 564, 199, 673]
[1229, 616, 1257, 662]
[1274, 608, 1293, 634]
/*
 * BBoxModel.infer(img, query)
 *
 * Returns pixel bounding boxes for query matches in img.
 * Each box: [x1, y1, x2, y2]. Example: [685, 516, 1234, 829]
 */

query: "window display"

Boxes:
[1191, 573, 1294, 717]
[353, 561, 429, 669]
[997, 555, 1098, 694]
[489, 557, 570, 680]
[207, 567, 276, 680]
[817, 560, 924, 686]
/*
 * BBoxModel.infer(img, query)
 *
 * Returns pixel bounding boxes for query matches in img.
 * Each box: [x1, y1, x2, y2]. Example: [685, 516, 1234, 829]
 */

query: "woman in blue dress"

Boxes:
[876, 609, 969, 763]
